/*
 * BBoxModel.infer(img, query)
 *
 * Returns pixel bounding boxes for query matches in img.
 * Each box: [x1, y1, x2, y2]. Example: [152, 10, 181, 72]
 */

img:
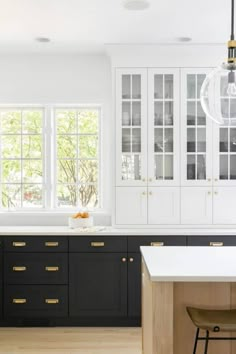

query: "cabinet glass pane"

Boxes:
[220, 155, 228, 179]
[164, 102, 173, 125]
[197, 155, 206, 179]
[122, 155, 141, 180]
[220, 128, 228, 152]
[154, 75, 163, 99]
[197, 75, 206, 98]
[197, 102, 206, 125]
[230, 155, 236, 179]
[197, 128, 206, 152]
[187, 155, 196, 179]
[187, 128, 196, 152]
[230, 128, 236, 152]
[132, 128, 141, 153]
[122, 75, 131, 99]
[122, 128, 131, 152]
[154, 102, 163, 126]
[165, 155, 173, 180]
[122, 102, 131, 126]
[221, 75, 228, 96]
[221, 98, 229, 118]
[132, 102, 141, 126]
[187, 102, 195, 125]
[132, 75, 141, 99]
[164, 128, 173, 152]
[164, 75, 173, 99]
[187, 75, 196, 99]
[154, 128, 163, 152]
[154, 155, 163, 180]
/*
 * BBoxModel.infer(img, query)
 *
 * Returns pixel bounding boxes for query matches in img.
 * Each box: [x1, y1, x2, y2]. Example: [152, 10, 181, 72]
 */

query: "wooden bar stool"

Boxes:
[187, 307, 236, 354]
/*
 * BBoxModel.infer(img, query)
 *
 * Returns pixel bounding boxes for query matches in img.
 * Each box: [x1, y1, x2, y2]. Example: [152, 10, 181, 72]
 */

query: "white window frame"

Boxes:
[0, 104, 102, 212]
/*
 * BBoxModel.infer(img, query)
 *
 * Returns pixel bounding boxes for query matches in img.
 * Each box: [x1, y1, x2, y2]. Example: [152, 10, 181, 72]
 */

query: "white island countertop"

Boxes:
[1, 226, 236, 236]
[141, 246, 236, 282]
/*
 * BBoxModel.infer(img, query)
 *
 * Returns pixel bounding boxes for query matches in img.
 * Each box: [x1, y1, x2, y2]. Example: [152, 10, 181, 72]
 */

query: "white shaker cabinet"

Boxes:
[148, 187, 180, 224]
[115, 187, 147, 225]
[181, 187, 212, 224]
[213, 187, 236, 224]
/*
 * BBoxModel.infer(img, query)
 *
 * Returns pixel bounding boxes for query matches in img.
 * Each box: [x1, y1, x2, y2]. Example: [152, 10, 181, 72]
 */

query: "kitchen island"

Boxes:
[141, 246, 236, 354]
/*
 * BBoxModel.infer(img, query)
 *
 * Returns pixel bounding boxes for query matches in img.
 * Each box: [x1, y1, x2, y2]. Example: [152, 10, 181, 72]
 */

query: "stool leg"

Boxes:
[193, 328, 199, 354]
[204, 330, 209, 354]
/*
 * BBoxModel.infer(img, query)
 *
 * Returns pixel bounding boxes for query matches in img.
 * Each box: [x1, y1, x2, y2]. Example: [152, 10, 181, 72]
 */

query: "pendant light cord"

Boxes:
[231, 0, 235, 40]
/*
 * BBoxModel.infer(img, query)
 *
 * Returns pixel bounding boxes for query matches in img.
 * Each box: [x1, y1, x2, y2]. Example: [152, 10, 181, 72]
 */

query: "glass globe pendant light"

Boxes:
[200, 0, 236, 125]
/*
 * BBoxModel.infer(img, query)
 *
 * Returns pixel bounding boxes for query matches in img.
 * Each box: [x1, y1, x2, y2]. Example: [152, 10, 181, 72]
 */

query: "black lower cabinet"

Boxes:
[188, 236, 236, 246]
[69, 253, 127, 318]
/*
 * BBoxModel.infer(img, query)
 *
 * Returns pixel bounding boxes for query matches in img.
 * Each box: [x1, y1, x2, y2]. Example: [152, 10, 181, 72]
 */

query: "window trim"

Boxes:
[0, 104, 102, 212]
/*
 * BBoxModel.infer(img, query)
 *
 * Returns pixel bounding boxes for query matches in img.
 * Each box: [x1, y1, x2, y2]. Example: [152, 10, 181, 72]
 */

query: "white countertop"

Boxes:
[141, 246, 236, 282]
[1, 226, 236, 236]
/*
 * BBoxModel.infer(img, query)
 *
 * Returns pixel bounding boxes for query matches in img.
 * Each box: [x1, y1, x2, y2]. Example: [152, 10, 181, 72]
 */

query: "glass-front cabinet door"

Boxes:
[181, 69, 212, 186]
[148, 69, 179, 186]
[213, 115, 236, 186]
[116, 69, 147, 186]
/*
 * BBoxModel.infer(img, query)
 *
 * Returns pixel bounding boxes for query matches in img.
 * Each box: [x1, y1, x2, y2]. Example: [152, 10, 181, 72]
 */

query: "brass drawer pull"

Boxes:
[45, 266, 59, 272]
[150, 242, 164, 247]
[13, 299, 27, 304]
[45, 299, 59, 304]
[13, 266, 27, 272]
[91, 242, 105, 247]
[45, 242, 59, 247]
[12, 242, 26, 247]
[210, 242, 224, 247]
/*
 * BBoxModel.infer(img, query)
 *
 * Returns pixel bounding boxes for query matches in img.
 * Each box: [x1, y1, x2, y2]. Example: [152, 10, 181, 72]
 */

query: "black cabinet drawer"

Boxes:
[69, 236, 127, 253]
[5, 285, 68, 318]
[4, 237, 68, 252]
[128, 236, 187, 252]
[5, 253, 68, 285]
[188, 236, 236, 246]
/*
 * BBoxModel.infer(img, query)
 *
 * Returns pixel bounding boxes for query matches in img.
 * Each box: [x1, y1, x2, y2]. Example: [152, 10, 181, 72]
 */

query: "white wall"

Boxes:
[0, 53, 112, 226]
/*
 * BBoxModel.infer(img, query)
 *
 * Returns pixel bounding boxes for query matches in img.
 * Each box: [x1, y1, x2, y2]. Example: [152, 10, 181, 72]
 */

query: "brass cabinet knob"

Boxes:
[214, 191, 218, 195]
[13, 266, 27, 272]
[45, 266, 59, 272]
[149, 191, 152, 196]
[142, 178, 146, 182]
[13, 299, 26, 304]
[91, 242, 105, 247]
[129, 258, 134, 263]
[207, 178, 211, 182]
[45, 242, 59, 247]
[45, 299, 59, 304]
[208, 191, 211, 195]
[121, 257, 127, 262]
[151, 242, 164, 247]
[210, 242, 224, 247]
[12, 242, 26, 247]
[142, 191, 146, 196]
[149, 178, 153, 182]
[214, 178, 218, 182]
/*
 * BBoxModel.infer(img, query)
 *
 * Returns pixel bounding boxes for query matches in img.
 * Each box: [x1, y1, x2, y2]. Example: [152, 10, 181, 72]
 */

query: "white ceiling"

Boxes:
[0, 0, 231, 53]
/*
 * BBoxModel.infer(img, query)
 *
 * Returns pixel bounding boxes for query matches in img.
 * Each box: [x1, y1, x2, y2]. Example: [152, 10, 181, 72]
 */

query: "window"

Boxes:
[0, 106, 101, 211]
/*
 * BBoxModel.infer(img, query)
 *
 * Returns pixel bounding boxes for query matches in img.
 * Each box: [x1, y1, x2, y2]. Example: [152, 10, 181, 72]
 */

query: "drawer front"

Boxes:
[5, 253, 68, 284]
[69, 236, 127, 252]
[4, 236, 68, 252]
[128, 236, 187, 252]
[188, 236, 236, 246]
[5, 285, 68, 318]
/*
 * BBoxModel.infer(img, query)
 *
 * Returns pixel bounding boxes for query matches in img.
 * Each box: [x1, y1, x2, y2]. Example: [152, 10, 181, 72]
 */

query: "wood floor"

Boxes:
[0, 327, 142, 354]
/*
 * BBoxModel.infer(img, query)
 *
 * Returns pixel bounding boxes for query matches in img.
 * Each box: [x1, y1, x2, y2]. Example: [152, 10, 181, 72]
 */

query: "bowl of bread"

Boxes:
[69, 211, 93, 229]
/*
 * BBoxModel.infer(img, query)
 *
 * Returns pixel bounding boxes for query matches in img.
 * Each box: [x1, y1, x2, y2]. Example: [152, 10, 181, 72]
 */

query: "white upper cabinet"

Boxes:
[181, 69, 213, 186]
[148, 69, 180, 186]
[116, 69, 147, 186]
[213, 121, 236, 186]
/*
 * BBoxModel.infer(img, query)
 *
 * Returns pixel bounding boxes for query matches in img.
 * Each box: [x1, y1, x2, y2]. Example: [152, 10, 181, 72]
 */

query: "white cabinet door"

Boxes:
[116, 69, 147, 186]
[148, 69, 180, 186]
[181, 187, 212, 224]
[213, 187, 236, 224]
[115, 187, 147, 225]
[148, 187, 180, 224]
[181, 69, 213, 187]
[213, 122, 236, 186]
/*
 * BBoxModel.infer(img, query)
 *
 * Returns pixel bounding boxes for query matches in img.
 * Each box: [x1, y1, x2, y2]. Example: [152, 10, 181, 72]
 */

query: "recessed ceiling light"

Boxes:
[35, 37, 51, 43]
[123, 0, 150, 11]
[177, 37, 192, 43]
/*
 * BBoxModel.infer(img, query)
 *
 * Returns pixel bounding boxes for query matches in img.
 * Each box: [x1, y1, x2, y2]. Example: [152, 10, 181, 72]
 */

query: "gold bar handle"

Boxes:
[12, 242, 26, 247]
[150, 242, 164, 247]
[45, 242, 59, 247]
[91, 242, 105, 247]
[210, 242, 224, 247]
[45, 266, 59, 272]
[13, 266, 27, 272]
[13, 299, 26, 304]
[45, 299, 59, 304]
